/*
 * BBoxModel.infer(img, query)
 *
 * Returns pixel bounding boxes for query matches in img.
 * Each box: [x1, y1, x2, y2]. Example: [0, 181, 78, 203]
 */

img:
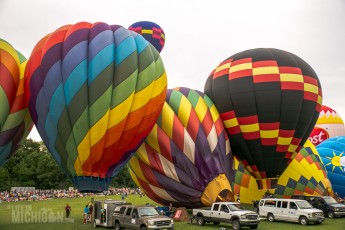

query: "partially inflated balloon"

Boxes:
[232, 140, 332, 203]
[309, 105, 345, 146]
[275, 140, 332, 198]
[128, 21, 165, 53]
[24, 22, 167, 192]
[205, 48, 322, 189]
[316, 137, 345, 198]
[129, 88, 234, 208]
[0, 39, 33, 166]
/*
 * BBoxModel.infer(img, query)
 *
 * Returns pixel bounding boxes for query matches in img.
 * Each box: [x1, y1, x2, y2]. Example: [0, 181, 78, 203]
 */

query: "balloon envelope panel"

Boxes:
[316, 136, 345, 198]
[129, 87, 234, 208]
[275, 140, 332, 197]
[232, 140, 332, 203]
[24, 22, 167, 192]
[309, 105, 345, 146]
[205, 48, 322, 189]
[128, 21, 165, 53]
[0, 39, 33, 166]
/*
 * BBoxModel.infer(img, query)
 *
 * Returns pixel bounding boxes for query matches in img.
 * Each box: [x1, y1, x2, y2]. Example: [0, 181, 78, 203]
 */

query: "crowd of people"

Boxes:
[0, 187, 142, 202]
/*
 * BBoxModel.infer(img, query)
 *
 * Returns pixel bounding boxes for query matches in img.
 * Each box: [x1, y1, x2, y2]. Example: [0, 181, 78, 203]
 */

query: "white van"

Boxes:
[259, 198, 324, 225]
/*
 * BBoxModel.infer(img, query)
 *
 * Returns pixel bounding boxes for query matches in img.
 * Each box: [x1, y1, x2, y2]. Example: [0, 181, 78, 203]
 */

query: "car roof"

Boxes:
[213, 202, 241, 205]
[260, 198, 307, 202]
[119, 205, 157, 208]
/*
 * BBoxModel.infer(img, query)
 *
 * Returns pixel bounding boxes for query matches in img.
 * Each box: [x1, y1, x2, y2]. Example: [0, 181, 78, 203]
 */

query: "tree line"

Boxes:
[0, 139, 135, 191]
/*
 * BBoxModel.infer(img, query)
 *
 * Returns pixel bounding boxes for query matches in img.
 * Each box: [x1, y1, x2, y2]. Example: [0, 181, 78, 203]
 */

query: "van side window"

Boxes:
[213, 204, 219, 211]
[264, 200, 276, 207]
[290, 202, 297, 209]
[277, 201, 281, 208]
[281, 201, 288, 208]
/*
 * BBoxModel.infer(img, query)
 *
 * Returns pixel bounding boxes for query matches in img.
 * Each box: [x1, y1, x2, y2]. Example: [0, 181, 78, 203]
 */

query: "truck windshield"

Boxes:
[296, 201, 313, 209]
[139, 207, 159, 217]
[227, 204, 244, 211]
[323, 197, 338, 204]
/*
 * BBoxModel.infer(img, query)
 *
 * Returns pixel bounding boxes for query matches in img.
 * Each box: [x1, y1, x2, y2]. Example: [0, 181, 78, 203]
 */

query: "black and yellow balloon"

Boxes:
[205, 48, 322, 189]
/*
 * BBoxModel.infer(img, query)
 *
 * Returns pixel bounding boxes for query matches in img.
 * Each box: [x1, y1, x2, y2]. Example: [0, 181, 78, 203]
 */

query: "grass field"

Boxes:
[0, 194, 344, 230]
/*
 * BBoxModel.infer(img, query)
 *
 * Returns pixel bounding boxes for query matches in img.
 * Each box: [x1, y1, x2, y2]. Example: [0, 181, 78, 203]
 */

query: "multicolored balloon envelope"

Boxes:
[309, 105, 345, 146]
[128, 21, 165, 53]
[275, 140, 332, 198]
[24, 22, 167, 192]
[129, 88, 234, 208]
[0, 39, 33, 166]
[205, 48, 322, 189]
[233, 140, 332, 204]
[316, 136, 345, 198]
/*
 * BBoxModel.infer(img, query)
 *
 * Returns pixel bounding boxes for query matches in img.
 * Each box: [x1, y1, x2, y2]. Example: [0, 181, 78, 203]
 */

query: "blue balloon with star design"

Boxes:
[316, 136, 345, 198]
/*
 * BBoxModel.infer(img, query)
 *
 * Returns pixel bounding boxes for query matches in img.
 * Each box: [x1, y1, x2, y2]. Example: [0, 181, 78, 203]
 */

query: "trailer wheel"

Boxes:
[114, 222, 121, 230]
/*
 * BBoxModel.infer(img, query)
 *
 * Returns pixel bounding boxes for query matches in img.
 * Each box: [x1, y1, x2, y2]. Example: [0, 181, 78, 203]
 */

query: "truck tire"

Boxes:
[213, 221, 220, 225]
[299, 216, 308, 225]
[197, 216, 205, 226]
[327, 210, 335, 218]
[114, 222, 121, 230]
[267, 213, 275, 222]
[250, 225, 258, 229]
[140, 226, 147, 230]
[232, 219, 240, 230]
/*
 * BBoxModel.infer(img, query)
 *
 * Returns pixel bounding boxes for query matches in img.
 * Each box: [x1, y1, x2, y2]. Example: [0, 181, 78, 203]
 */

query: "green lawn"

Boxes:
[0, 194, 344, 230]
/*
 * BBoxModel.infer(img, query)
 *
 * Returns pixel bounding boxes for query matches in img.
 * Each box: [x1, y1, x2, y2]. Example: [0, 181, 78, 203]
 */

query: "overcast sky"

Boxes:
[1, 0, 345, 141]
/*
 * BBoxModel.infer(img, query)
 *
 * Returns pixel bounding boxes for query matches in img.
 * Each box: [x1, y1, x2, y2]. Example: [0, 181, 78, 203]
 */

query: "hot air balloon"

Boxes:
[275, 140, 332, 198]
[129, 88, 234, 208]
[205, 48, 322, 189]
[309, 105, 345, 146]
[128, 21, 165, 53]
[232, 140, 332, 204]
[316, 136, 345, 198]
[24, 22, 167, 192]
[0, 39, 33, 166]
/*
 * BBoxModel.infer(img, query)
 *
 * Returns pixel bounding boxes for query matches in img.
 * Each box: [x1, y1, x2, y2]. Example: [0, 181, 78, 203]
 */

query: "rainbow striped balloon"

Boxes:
[129, 88, 234, 208]
[24, 22, 167, 192]
[0, 39, 33, 166]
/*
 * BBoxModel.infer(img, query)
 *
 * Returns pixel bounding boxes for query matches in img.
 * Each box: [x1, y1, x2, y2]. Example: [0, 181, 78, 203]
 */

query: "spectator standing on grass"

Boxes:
[83, 205, 89, 224]
[65, 204, 71, 217]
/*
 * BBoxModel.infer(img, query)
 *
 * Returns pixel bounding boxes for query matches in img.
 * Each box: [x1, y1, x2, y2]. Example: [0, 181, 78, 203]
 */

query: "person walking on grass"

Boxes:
[65, 203, 71, 218]
[83, 205, 89, 224]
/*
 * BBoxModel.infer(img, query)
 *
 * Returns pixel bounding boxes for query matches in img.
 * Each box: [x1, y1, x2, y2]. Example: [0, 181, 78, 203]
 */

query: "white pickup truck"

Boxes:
[192, 202, 260, 230]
